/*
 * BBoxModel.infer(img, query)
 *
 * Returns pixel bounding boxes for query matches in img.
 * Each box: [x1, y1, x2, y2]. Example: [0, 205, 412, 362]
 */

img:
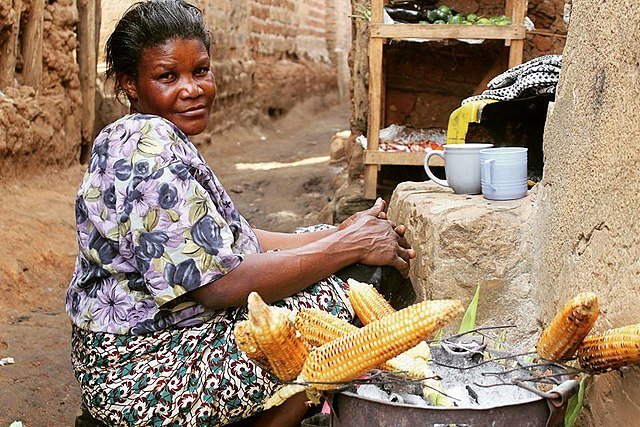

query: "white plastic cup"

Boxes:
[480, 147, 528, 201]
[424, 143, 494, 195]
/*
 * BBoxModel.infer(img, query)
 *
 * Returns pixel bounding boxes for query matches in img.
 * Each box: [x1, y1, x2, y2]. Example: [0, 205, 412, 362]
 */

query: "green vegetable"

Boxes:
[458, 284, 480, 334]
[448, 14, 465, 25]
[426, 10, 439, 23]
[434, 9, 448, 21]
[433, 19, 446, 24]
[437, 5, 452, 16]
[466, 13, 478, 23]
[476, 17, 491, 25]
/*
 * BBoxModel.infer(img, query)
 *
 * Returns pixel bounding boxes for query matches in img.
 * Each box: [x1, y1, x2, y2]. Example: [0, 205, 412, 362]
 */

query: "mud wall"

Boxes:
[98, 0, 351, 134]
[533, 1, 640, 425]
[0, 0, 82, 177]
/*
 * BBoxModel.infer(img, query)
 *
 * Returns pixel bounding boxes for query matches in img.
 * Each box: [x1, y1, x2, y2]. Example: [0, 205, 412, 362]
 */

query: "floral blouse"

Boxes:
[66, 114, 262, 335]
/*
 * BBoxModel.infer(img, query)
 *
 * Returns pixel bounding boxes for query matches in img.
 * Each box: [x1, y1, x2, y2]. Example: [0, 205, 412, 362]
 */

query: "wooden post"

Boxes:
[21, 0, 44, 90]
[77, 0, 97, 163]
[364, 0, 384, 199]
[508, 0, 527, 68]
[0, 0, 22, 88]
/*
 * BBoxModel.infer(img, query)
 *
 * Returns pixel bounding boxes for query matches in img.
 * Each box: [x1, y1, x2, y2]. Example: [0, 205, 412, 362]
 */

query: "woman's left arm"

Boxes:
[253, 228, 337, 251]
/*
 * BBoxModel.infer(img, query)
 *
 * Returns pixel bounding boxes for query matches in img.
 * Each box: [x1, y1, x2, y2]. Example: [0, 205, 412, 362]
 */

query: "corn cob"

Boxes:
[234, 320, 271, 369]
[294, 308, 359, 347]
[577, 324, 640, 372]
[347, 278, 396, 325]
[301, 299, 464, 390]
[536, 292, 600, 361]
[247, 292, 309, 381]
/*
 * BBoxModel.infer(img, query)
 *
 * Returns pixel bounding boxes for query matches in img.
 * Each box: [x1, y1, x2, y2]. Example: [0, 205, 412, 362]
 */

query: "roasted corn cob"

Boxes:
[577, 324, 640, 372]
[536, 292, 600, 361]
[247, 292, 309, 381]
[347, 278, 396, 325]
[294, 308, 359, 347]
[301, 299, 464, 390]
[234, 320, 271, 369]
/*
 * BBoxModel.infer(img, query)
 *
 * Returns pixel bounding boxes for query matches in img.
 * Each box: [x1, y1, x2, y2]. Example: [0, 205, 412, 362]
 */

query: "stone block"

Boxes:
[388, 181, 539, 349]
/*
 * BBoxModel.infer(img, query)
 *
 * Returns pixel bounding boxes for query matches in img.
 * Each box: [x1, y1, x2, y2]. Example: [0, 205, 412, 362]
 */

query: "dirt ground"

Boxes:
[0, 102, 349, 426]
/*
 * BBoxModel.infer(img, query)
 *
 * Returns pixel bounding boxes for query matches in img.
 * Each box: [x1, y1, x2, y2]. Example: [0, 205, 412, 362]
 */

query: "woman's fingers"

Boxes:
[393, 256, 410, 278]
[397, 246, 415, 263]
[367, 198, 386, 217]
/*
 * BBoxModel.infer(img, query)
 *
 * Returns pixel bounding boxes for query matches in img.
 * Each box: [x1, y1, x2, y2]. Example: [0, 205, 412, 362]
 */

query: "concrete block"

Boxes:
[388, 181, 539, 349]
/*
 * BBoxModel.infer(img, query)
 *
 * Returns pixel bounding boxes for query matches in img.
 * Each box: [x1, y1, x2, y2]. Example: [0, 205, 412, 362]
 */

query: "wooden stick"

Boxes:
[0, 0, 22, 88]
[77, 0, 97, 163]
[508, 0, 527, 68]
[21, 0, 44, 90]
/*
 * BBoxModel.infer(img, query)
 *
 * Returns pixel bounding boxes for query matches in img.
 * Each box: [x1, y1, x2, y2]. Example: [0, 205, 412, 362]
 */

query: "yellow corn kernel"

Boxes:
[577, 324, 640, 372]
[301, 299, 464, 390]
[536, 292, 600, 361]
[347, 278, 395, 325]
[234, 320, 271, 369]
[294, 308, 359, 347]
[247, 292, 309, 381]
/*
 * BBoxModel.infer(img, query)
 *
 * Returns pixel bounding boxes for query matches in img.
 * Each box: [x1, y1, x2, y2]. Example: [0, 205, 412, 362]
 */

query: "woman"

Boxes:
[66, 1, 415, 426]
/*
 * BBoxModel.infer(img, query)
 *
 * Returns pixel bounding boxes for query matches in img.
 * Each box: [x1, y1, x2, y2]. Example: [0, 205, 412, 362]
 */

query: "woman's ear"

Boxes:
[119, 74, 138, 102]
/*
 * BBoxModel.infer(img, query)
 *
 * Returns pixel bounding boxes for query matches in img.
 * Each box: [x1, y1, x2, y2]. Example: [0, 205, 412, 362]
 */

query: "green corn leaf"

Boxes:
[458, 284, 481, 334]
[432, 328, 443, 344]
[565, 376, 589, 427]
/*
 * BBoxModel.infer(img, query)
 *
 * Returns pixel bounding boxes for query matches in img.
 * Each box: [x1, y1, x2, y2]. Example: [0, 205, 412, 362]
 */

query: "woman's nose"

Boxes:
[180, 78, 203, 98]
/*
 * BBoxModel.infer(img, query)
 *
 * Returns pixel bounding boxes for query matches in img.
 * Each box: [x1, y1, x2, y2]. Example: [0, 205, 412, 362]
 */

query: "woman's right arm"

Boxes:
[191, 200, 414, 310]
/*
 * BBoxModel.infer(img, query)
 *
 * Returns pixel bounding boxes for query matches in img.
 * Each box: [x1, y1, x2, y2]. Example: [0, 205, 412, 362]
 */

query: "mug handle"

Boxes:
[483, 159, 496, 190]
[424, 150, 448, 188]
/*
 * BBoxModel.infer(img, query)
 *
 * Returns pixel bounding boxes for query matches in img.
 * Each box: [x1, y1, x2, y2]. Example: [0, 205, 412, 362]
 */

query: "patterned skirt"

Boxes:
[71, 275, 353, 426]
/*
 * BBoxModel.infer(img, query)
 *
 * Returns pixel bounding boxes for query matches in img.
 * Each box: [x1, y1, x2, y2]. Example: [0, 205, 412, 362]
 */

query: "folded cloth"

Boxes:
[463, 55, 562, 104]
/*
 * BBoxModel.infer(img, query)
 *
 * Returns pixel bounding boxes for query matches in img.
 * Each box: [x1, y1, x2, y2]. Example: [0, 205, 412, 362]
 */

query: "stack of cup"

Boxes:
[424, 144, 528, 200]
[479, 147, 528, 201]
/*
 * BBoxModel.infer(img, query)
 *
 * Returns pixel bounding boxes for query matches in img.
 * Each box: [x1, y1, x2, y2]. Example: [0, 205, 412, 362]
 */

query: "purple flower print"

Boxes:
[192, 215, 224, 255]
[127, 299, 155, 325]
[126, 178, 158, 218]
[164, 258, 202, 291]
[169, 163, 191, 181]
[89, 138, 109, 173]
[157, 183, 178, 209]
[136, 231, 169, 261]
[75, 196, 88, 225]
[114, 158, 132, 181]
[91, 279, 134, 329]
[103, 185, 117, 209]
[108, 121, 143, 158]
[126, 272, 150, 294]
[134, 160, 150, 178]
[88, 229, 119, 265]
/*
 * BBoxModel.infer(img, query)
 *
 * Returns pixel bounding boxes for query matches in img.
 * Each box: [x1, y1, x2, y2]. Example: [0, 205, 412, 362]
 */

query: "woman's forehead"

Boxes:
[140, 38, 209, 63]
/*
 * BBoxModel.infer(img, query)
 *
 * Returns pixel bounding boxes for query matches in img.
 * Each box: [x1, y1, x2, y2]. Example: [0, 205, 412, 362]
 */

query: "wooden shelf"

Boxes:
[370, 23, 526, 41]
[364, 0, 528, 199]
[364, 150, 444, 167]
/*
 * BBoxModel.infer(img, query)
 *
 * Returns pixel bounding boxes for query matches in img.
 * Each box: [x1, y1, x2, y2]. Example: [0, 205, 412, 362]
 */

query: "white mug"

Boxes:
[480, 147, 528, 200]
[424, 143, 494, 195]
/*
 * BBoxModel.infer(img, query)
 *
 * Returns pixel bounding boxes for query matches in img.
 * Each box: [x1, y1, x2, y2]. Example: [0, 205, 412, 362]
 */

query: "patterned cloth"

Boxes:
[66, 114, 262, 335]
[72, 270, 353, 426]
[462, 55, 562, 104]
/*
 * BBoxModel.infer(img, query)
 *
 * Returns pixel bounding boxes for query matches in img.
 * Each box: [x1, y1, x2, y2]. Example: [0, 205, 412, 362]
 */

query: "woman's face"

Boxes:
[121, 38, 216, 136]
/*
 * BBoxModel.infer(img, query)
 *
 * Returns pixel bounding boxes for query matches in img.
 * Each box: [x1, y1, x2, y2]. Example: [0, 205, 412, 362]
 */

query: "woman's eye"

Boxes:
[159, 72, 174, 81]
[195, 67, 209, 76]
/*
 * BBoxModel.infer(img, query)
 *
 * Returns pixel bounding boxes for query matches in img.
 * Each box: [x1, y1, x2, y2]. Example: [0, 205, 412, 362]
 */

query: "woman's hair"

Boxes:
[105, 0, 211, 101]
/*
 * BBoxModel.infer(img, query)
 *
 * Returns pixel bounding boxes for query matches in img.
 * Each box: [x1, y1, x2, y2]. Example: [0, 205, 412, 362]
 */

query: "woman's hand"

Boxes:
[339, 200, 416, 277]
[338, 197, 388, 230]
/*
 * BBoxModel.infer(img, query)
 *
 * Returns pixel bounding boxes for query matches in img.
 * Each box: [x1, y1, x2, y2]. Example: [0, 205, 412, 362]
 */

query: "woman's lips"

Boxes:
[178, 106, 207, 117]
